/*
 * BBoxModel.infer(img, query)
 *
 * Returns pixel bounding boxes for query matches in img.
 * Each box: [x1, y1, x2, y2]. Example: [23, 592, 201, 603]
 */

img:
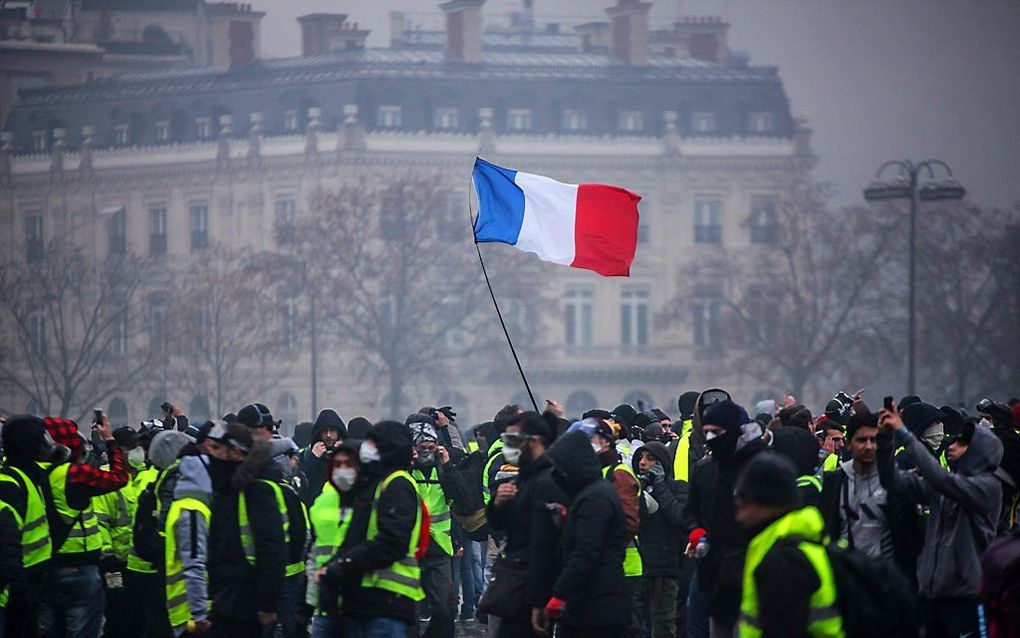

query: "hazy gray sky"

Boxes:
[255, 0, 1020, 209]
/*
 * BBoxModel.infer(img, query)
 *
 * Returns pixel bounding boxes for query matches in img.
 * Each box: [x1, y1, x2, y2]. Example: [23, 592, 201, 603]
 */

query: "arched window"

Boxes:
[277, 393, 299, 437]
[565, 391, 598, 418]
[621, 391, 655, 412]
[189, 396, 211, 424]
[108, 398, 129, 427]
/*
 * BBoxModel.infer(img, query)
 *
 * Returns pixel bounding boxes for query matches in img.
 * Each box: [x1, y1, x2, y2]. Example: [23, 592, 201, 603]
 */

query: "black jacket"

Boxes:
[207, 439, 288, 623]
[486, 453, 566, 608]
[336, 421, 420, 625]
[0, 506, 22, 595]
[547, 431, 631, 629]
[690, 428, 767, 620]
[632, 442, 687, 578]
[298, 409, 347, 505]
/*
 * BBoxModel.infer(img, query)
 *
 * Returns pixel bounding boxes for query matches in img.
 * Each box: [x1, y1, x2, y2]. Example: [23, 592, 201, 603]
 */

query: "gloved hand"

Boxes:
[320, 556, 350, 588]
[545, 502, 568, 531]
[646, 463, 665, 484]
[544, 596, 566, 620]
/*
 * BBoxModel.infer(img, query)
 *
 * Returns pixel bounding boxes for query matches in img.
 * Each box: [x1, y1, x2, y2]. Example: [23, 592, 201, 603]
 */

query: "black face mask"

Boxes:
[551, 467, 571, 494]
[208, 456, 240, 485]
[706, 429, 740, 460]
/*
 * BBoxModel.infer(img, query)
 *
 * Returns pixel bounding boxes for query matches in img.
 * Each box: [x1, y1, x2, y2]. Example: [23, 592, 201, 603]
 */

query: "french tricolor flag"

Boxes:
[472, 158, 641, 277]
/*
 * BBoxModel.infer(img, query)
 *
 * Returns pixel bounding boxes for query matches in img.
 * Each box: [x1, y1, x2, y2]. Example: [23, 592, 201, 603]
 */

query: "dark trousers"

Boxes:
[635, 577, 680, 638]
[419, 549, 455, 638]
[278, 574, 306, 638]
[561, 625, 625, 638]
[38, 565, 105, 638]
[494, 609, 540, 638]
[922, 597, 982, 638]
[123, 570, 173, 638]
[4, 579, 42, 638]
[211, 619, 262, 638]
[101, 564, 132, 638]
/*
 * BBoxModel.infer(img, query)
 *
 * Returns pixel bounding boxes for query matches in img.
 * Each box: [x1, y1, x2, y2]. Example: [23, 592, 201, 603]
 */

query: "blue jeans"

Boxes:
[39, 565, 105, 638]
[277, 575, 304, 638]
[339, 617, 409, 638]
[686, 571, 709, 638]
[451, 544, 479, 618]
[309, 615, 340, 638]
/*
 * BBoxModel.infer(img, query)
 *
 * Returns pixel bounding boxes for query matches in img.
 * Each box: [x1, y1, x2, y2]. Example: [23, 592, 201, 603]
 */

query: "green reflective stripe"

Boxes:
[286, 562, 304, 577]
[430, 511, 451, 523]
[738, 507, 844, 638]
[165, 497, 211, 630]
[239, 480, 289, 567]
[797, 475, 823, 493]
[361, 470, 425, 602]
[2, 466, 52, 566]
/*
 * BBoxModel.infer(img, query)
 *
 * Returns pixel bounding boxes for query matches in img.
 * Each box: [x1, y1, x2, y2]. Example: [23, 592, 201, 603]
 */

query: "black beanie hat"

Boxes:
[703, 400, 748, 434]
[735, 452, 799, 507]
[897, 395, 922, 412]
[678, 392, 700, 420]
[612, 404, 638, 429]
[1, 414, 53, 464]
[901, 402, 944, 435]
[939, 406, 964, 439]
[237, 403, 275, 429]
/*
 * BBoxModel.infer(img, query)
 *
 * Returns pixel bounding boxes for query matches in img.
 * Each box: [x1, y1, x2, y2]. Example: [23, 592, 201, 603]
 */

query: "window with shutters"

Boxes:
[564, 287, 594, 346]
[189, 203, 208, 251]
[620, 287, 650, 346]
[694, 199, 723, 244]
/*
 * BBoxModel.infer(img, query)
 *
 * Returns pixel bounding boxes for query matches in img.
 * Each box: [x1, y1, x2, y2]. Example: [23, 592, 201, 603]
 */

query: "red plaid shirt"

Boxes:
[44, 417, 129, 502]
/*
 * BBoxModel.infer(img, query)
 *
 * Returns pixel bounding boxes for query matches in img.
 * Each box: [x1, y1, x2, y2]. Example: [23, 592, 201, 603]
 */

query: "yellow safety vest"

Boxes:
[41, 462, 102, 555]
[307, 483, 354, 612]
[481, 439, 505, 505]
[0, 498, 21, 608]
[412, 466, 452, 556]
[238, 479, 293, 573]
[126, 466, 162, 573]
[738, 507, 844, 638]
[164, 497, 211, 634]
[360, 470, 425, 602]
[0, 466, 52, 567]
[602, 463, 643, 577]
[823, 453, 840, 473]
[672, 419, 694, 482]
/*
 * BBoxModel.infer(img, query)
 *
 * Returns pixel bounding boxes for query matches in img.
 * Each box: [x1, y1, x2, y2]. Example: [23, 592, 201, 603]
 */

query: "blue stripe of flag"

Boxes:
[472, 157, 526, 245]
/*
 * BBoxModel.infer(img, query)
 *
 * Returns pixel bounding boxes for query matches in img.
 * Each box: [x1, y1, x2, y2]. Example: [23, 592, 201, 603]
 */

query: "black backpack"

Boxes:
[132, 481, 163, 565]
[444, 449, 492, 542]
[824, 542, 919, 638]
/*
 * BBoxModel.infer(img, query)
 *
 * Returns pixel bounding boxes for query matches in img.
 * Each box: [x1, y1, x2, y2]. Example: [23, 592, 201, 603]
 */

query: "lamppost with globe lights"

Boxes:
[863, 159, 965, 395]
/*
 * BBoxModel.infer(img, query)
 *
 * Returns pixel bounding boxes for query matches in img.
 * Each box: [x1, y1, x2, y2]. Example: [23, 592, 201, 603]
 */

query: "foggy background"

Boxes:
[258, 0, 1020, 209]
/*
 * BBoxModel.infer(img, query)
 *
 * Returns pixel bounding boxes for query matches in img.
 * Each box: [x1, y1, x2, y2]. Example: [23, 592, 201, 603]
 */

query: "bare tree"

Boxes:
[0, 238, 157, 420]
[164, 248, 288, 419]
[659, 185, 903, 399]
[286, 175, 545, 419]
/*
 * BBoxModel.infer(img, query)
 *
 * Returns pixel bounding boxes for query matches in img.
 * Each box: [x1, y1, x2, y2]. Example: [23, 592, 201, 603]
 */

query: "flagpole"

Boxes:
[466, 167, 540, 413]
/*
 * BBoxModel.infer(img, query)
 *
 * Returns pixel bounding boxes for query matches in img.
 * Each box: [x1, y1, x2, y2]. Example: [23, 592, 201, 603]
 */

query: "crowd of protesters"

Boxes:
[2, 389, 1020, 638]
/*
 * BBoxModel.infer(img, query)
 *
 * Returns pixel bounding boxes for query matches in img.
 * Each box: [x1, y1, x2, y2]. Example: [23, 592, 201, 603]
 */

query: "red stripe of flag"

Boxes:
[570, 184, 641, 277]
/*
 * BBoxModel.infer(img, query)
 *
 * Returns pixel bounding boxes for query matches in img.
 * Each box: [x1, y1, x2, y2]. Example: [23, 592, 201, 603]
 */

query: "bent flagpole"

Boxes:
[465, 171, 540, 413]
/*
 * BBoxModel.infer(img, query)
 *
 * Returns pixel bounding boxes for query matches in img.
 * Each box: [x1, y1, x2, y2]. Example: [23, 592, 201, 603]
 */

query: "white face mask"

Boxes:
[920, 423, 945, 450]
[502, 446, 522, 466]
[979, 417, 993, 429]
[128, 447, 146, 466]
[359, 441, 381, 464]
[332, 467, 357, 492]
[591, 442, 602, 454]
[705, 431, 718, 441]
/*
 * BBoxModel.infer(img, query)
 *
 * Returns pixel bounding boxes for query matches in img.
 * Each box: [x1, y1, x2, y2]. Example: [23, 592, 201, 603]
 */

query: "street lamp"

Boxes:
[863, 159, 965, 395]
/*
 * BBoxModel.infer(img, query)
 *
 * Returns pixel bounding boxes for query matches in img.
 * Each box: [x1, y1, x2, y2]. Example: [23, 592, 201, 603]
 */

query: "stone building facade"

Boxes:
[1, 0, 815, 428]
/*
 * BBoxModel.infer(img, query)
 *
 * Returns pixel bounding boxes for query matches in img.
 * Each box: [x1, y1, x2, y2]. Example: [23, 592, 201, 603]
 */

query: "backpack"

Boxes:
[824, 542, 919, 638]
[131, 481, 163, 565]
[444, 449, 491, 542]
[980, 532, 1020, 638]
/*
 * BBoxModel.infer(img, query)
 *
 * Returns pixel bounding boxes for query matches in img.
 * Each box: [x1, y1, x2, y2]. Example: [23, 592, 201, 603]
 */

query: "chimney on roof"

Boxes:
[298, 14, 369, 55]
[390, 12, 407, 47]
[440, 0, 485, 63]
[607, 0, 651, 66]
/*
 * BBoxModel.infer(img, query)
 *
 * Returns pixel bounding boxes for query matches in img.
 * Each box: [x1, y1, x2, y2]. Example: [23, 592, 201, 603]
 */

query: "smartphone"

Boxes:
[93, 408, 104, 425]
[883, 396, 894, 412]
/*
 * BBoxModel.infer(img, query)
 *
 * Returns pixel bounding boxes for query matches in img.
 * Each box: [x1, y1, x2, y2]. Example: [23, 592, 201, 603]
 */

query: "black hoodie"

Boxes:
[207, 439, 288, 624]
[336, 421, 420, 624]
[632, 441, 688, 578]
[299, 409, 347, 504]
[547, 431, 631, 628]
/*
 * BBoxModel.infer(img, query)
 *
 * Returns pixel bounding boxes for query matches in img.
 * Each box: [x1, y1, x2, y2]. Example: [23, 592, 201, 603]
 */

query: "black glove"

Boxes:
[645, 463, 665, 485]
[320, 557, 349, 588]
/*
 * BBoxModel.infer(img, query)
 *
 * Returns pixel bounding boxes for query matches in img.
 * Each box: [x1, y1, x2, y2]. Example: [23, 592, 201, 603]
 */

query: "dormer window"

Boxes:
[196, 117, 211, 140]
[114, 124, 129, 146]
[749, 111, 774, 134]
[155, 120, 170, 143]
[32, 130, 47, 152]
[377, 106, 402, 129]
[619, 110, 644, 133]
[561, 109, 588, 132]
[283, 109, 299, 132]
[434, 107, 459, 130]
[507, 109, 532, 132]
[692, 112, 716, 134]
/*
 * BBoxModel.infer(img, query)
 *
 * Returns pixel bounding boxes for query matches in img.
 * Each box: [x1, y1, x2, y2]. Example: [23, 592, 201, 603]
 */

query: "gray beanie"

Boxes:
[149, 430, 194, 469]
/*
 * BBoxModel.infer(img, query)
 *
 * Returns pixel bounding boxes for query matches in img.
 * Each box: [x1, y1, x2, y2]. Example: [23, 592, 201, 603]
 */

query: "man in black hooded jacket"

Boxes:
[205, 423, 288, 638]
[486, 411, 565, 638]
[322, 420, 421, 638]
[544, 430, 631, 638]
[632, 441, 687, 638]
[298, 409, 346, 505]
